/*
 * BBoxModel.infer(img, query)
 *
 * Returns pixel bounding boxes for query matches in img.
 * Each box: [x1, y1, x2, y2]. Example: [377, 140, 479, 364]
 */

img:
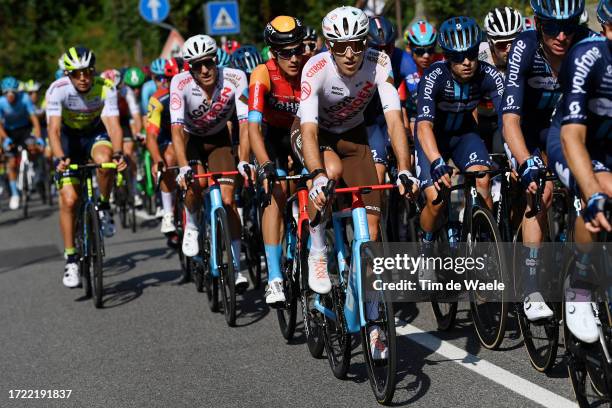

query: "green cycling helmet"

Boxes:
[123, 67, 146, 88]
[261, 45, 272, 62]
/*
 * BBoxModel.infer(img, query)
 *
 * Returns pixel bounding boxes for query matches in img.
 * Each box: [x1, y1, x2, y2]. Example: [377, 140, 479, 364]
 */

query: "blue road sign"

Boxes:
[204, 1, 240, 36]
[139, 0, 170, 24]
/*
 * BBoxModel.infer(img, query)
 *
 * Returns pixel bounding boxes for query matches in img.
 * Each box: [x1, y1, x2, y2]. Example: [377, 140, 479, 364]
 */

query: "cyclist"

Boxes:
[0, 76, 43, 210]
[501, 0, 593, 321]
[551, 0, 612, 343]
[140, 58, 166, 121]
[146, 57, 186, 247]
[415, 17, 504, 261]
[292, 6, 415, 298]
[478, 7, 523, 153]
[365, 15, 416, 182]
[261, 46, 273, 62]
[248, 15, 306, 306]
[23, 80, 45, 120]
[303, 26, 320, 58]
[401, 20, 441, 131]
[223, 39, 241, 55]
[231, 45, 264, 78]
[171, 35, 250, 290]
[46, 46, 126, 288]
[217, 48, 231, 68]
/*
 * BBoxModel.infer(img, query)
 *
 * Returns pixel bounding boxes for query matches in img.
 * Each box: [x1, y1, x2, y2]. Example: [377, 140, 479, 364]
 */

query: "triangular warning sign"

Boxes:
[213, 7, 235, 30]
[160, 30, 185, 59]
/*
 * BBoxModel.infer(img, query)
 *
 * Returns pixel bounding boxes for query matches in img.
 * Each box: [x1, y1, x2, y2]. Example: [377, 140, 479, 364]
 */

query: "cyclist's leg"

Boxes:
[160, 142, 177, 210]
[414, 131, 445, 239]
[89, 134, 115, 201]
[366, 116, 388, 185]
[122, 133, 138, 201]
[450, 132, 493, 209]
[6, 126, 32, 206]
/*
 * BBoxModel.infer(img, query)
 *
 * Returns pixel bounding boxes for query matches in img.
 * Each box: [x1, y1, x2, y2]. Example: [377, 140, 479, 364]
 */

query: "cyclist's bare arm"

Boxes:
[101, 115, 124, 153]
[171, 124, 189, 168]
[561, 123, 606, 199]
[301, 122, 323, 173]
[237, 121, 250, 163]
[0, 122, 8, 140]
[248, 122, 271, 165]
[385, 109, 411, 171]
[416, 120, 441, 163]
[130, 113, 143, 138]
[29, 114, 41, 138]
[502, 113, 530, 165]
[47, 116, 64, 159]
[145, 127, 163, 165]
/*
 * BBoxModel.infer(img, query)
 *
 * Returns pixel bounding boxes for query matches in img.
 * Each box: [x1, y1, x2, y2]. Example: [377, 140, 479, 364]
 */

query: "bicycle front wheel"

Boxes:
[215, 209, 236, 327]
[88, 204, 104, 308]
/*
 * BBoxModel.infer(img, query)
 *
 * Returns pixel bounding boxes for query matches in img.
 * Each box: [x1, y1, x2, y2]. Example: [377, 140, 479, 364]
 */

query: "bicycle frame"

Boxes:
[314, 184, 395, 334]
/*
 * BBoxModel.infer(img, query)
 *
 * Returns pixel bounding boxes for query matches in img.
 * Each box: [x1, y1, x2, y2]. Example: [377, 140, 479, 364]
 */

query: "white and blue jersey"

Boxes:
[0, 92, 35, 130]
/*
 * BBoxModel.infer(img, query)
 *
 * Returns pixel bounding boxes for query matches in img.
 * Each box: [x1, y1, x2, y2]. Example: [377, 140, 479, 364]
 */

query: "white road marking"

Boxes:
[396, 321, 577, 408]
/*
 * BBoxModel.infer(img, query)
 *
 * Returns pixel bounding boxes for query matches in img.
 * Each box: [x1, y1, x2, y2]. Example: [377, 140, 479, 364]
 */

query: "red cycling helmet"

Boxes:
[223, 40, 241, 55]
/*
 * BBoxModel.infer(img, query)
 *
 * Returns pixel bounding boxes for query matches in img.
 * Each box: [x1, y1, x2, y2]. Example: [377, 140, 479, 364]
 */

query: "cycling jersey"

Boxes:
[147, 87, 171, 146]
[297, 49, 401, 133]
[46, 76, 119, 133]
[140, 79, 157, 114]
[416, 60, 504, 134]
[119, 86, 140, 119]
[400, 52, 444, 119]
[169, 68, 248, 137]
[500, 28, 595, 144]
[248, 59, 301, 129]
[0, 92, 35, 130]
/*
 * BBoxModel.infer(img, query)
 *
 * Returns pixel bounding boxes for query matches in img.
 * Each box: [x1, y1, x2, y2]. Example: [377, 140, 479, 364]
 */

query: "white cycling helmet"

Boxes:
[182, 34, 217, 62]
[321, 6, 369, 41]
[484, 6, 523, 42]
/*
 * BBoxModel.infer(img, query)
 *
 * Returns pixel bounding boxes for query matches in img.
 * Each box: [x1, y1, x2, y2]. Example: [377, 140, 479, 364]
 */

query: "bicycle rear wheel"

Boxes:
[361, 245, 397, 405]
[322, 284, 352, 379]
[468, 206, 509, 350]
[215, 209, 236, 326]
[277, 253, 298, 340]
[89, 204, 104, 308]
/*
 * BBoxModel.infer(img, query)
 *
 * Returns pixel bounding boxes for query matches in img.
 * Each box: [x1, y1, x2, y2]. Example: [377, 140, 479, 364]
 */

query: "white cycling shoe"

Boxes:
[160, 212, 176, 234]
[63, 263, 80, 288]
[308, 249, 331, 294]
[9, 195, 19, 210]
[182, 225, 199, 257]
[523, 291, 554, 321]
[133, 194, 143, 207]
[235, 271, 248, 291]
[368, 325, 388, 360]
[565, 287, 599, 344]
[266, 279, 286, 306]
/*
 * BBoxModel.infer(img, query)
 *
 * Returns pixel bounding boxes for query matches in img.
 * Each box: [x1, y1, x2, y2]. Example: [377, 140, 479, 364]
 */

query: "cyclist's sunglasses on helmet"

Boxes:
[68, 67, 94, 79]
[274, 44, 306, 59]
[412, 46, 436, 56]
[304, 42, 317, 52]
[445, 47, 479, 63]
[539, 18, 579, 37]
[190, 58, 217, 71]
[329, 39, 367, 56]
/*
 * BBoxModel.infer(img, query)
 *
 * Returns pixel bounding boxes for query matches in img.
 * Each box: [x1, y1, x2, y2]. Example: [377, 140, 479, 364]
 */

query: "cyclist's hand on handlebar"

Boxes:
[256, 161, 276, 194]
[397, 170, 419, 197]
[238, 160, 255, 182]
[431, 157, 453, 190]
[518, 155, 546, 194]
[309, 175, 329, 211]
[55, 156, 70, 173]
[583, 192, 611, 233]
[176, 165, 192, 190]
[2, 137, 13, 151]
[112, 152, 128, 172]
[151, 160, 164, 181]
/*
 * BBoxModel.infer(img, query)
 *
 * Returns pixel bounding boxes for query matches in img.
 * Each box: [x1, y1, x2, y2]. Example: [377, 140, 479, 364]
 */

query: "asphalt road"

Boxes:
[0, 197, 581, 408]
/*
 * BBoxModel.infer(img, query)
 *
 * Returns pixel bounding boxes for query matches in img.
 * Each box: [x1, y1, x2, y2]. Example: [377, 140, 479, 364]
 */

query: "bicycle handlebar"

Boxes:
[68, 162, 118, 170]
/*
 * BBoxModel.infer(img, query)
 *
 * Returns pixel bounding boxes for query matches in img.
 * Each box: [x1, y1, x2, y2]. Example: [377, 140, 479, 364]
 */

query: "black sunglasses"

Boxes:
[413, 46, 436, 56]
[274, 44, 305, 59]
[190, 58, 216, 71]
[445, 47, 479, 63]
[69, 68, 94, 78]
[304, 42, 317, 52]
[539, 19, 578, 37]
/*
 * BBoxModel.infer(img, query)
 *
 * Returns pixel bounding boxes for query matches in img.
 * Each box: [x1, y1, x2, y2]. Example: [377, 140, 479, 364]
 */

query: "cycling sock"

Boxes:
[64, 248, 77, 264]
[131, 174, 138, 196]
[185, 208, 197, 228]
[366, 300, 379, 321]
[231, 239, 241, 271]
[161, 191, 174, 214]
[265, 244, 283, 282]
[571, 250, 593, 289]
[521, 244, 540, 295]
[422, 231, 435, 243]
[310, 224, 326, 253]
[9, 180, 18, 196]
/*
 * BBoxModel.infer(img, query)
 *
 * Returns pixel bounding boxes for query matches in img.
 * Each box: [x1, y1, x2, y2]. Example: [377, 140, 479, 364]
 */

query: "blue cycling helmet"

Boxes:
[217, 48, 231, 67]
[231, 45, 263, 74]
[405, 20, 437, 46]
[1, 77, 20, 93]
[597, 0, 612, 24]
[438, 16, 481, 53]
[150, 58, 167, 75]
[368, 16, 397, 47]
[530, 0, 585, 21]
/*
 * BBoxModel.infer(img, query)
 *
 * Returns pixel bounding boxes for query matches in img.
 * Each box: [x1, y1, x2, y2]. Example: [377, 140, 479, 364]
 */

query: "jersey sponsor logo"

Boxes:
[405, 72, 420, 85]
[176, 76, 193, 91]
[170, 92, 182, 110]
[306, 59, 327, 78]
[483, 64, 504, 96]
[320, 81, 375, 127]
[301, 82, 312, 100]
[330, 85, 345, 96]
[423, 67, 443, 101]
[571, 46, 602, 94]
[506, 40, 527, 89]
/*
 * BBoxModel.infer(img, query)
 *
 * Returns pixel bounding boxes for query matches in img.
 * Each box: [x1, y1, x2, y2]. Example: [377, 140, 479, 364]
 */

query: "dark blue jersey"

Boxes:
[416, 60, 504, 135]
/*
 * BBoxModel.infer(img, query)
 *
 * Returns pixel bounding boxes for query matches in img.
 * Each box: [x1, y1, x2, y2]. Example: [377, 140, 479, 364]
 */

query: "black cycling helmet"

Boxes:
[304, 26, 317, 41]
[264, 16, 306, 47]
